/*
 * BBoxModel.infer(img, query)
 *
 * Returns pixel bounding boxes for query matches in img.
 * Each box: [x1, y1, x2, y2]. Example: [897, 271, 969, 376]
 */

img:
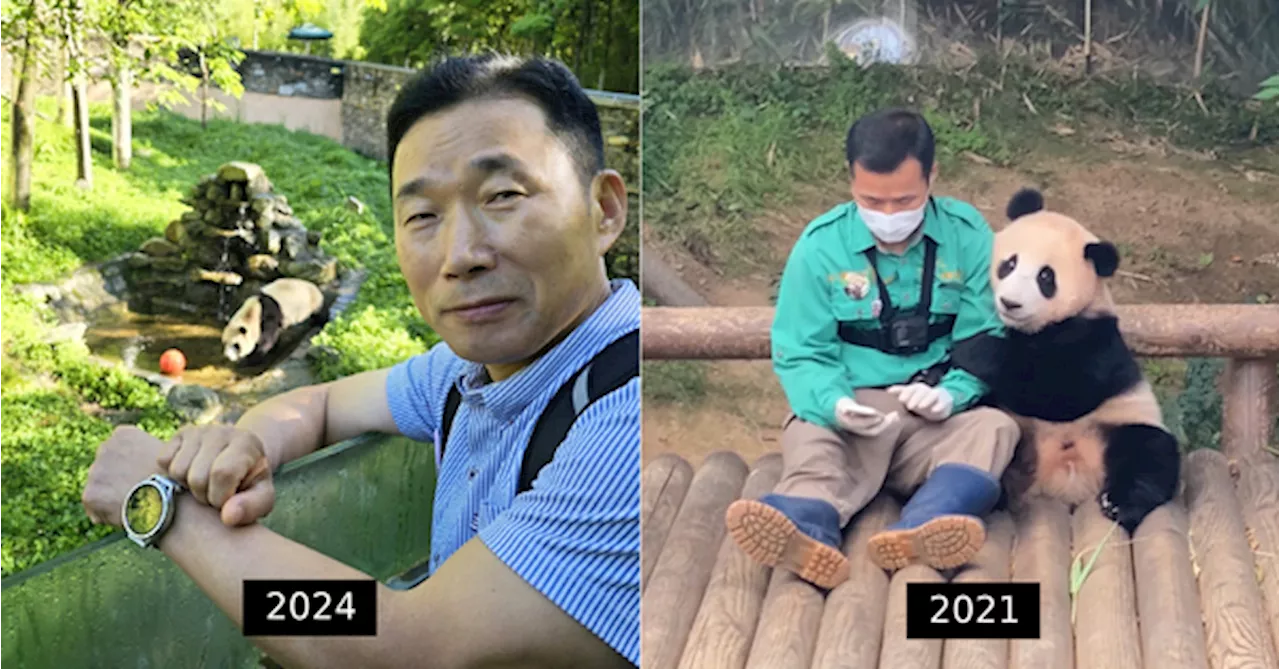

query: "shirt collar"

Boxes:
[453, 279, 640, 422]
[847, 196, 943, 252]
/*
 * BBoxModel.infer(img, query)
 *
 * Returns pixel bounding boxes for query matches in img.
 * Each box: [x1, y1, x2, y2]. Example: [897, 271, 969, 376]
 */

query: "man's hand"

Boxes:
[835, 396, 900, 437]
[158, 425, 274, 527]
[82, 426, 170, 527]
[888, 383, 954, 422]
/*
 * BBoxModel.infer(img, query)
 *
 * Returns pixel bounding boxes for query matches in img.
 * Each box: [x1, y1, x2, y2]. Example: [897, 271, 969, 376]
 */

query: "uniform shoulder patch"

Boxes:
[800, 202, 853, 239]
[934, 196, 991, 233]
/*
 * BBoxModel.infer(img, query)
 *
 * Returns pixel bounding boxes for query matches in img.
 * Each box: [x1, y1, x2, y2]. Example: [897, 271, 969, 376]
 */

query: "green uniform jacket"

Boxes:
[771, 196, 1005, 430]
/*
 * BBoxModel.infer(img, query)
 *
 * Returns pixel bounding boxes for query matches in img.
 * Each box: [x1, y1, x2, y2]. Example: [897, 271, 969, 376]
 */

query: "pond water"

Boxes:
[81, 303, 246, 391]
[47, 261, 366, 422]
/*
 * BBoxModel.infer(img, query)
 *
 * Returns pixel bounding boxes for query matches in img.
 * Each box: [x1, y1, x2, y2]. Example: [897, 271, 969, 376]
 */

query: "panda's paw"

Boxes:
[1097, 485, 1150, 534]
[1098, 490, 1118, 519]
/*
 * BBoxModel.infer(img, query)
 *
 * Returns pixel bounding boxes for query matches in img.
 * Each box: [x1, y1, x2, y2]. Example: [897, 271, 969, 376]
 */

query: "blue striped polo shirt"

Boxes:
[384, 279, 640, 665]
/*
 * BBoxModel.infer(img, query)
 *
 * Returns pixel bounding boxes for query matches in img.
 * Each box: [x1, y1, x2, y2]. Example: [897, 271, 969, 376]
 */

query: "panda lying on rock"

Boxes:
[221, 278, 328, 366]
[955, 187, 1182, 534]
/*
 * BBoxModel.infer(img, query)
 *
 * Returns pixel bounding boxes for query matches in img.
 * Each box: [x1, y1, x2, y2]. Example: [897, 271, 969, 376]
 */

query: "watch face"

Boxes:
[125, 483, 164, 535]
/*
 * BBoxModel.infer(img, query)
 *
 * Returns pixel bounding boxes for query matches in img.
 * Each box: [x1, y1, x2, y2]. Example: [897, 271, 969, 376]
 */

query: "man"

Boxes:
[81, 54, 639, 668]
[725, 108, 1019, 588]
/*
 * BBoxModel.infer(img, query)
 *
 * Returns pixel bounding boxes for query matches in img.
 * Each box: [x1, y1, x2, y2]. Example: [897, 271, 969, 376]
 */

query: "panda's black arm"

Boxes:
[255, 292, 286, 356]
[1099, 423, 1181, 534]
[949, 332, 1007, 389]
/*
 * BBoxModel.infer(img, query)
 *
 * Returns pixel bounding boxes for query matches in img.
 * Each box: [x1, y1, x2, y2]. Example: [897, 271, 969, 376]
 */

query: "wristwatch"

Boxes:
[121, 474, 185, 548]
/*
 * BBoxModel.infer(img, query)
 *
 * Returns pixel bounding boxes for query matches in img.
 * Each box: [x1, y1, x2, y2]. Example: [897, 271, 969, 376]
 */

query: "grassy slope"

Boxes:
[0, 100, 430, 576]
[640, 54, 1277, 451]
[642, 52, 1277, 270]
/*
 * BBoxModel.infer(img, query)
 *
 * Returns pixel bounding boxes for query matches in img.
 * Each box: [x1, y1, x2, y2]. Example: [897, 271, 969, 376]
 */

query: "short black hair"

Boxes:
[386, 53, 605, 185]
[844, 107, 935, 179]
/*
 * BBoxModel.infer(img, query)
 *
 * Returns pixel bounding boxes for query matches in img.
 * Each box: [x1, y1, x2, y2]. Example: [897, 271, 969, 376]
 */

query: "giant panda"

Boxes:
[955, 187, 1181, 533]
[221, 278, 328, 365]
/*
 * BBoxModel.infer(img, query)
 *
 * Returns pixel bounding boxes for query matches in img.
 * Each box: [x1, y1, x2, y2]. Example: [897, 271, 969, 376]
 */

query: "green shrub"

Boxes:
[642, 53, 1276, 273]
[642, 360, 707, 405]
[0, 391, 118, 575]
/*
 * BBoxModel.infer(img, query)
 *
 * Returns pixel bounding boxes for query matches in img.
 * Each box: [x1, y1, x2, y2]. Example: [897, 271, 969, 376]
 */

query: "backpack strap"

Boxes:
[518, 329, 639, 494]
[435, 329, 640, 494]
[438, 384, 463, 468]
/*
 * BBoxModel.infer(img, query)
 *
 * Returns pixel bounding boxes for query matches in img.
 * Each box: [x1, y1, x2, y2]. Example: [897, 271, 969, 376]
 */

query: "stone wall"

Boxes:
[238, 51, 345, 99]
[226, 50, 642, 165]
[336, 59, 640, 162]
[339, 61, 414, 161]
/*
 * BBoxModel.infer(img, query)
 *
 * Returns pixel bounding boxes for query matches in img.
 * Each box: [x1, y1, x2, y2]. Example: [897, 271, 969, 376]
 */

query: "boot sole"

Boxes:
[866, 515, 986, 571]
[725, 499, 850, 589]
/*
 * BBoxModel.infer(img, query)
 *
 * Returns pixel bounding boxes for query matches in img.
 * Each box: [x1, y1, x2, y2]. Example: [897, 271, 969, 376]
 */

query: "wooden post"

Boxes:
[641, 249, 709, 307]
[1220, 356, 1278, 459]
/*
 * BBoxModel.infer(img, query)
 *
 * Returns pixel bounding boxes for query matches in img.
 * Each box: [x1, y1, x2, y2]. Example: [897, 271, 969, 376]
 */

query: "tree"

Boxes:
[357, 0, 638, 93]
[213, 0, 369, 58]
[3, 0, 52, 210]
[57, 0, 93, 188]
[95, 0, 246, 169]
[147, 0, 246, 129]
[95, 0, 160, 170]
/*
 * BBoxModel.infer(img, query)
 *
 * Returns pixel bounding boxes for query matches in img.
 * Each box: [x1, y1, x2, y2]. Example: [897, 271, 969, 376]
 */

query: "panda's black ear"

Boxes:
[1085, 241, 1119, 277]
[1006, 188, 1044, 220]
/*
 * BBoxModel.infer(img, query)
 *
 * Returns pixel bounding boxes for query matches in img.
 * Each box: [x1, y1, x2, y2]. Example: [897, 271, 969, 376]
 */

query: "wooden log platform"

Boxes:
[642, 450, 1280, 669]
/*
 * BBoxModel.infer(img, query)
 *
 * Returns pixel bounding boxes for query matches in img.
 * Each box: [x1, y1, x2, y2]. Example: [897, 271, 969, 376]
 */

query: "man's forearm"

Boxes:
[235, 385, 331, 470]
[772, 360, 846, 429]
[158, 495, 406, 669]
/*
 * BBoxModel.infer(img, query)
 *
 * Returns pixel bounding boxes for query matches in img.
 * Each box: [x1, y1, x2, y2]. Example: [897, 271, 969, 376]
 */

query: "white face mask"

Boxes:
[860, 201, 926, 244]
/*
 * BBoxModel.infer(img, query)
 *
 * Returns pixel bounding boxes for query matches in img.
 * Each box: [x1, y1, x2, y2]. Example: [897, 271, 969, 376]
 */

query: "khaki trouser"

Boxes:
[775, 389, 1021, 528]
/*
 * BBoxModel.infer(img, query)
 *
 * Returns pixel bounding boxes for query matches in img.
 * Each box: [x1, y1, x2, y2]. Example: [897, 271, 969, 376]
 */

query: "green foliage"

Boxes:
[642, 361, 707, 404]
[1178, 357, 1226, 450]
[312, 305, 436, 381]
[91, 0, 241, 102]
[215, 0, 349, 55]
[1, 390, 119, 576]
[358, 0, 639, 93]
[1069, 519, 1119, 625]
[290, 202, 439, 381]
[1254, 74, 1279, 101]
[0, 286, 185, 577]
[643, 53, 1277, 272]
[57, 359, 172, 415]
[642, 55, 1004, 269]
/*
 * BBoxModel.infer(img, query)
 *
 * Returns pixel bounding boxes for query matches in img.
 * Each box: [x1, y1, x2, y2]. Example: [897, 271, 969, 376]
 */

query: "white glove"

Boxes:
[834, 397, 900, 437]
[887, 383, 954, 422]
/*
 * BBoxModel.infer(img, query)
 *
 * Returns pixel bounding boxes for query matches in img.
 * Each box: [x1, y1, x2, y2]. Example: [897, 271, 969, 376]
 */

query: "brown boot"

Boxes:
[865, 463, 1000, 571]
[725, 494, 850, 589]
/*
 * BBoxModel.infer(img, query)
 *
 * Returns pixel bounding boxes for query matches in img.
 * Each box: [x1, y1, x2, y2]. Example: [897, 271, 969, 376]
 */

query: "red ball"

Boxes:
[159, 348, 187, 376]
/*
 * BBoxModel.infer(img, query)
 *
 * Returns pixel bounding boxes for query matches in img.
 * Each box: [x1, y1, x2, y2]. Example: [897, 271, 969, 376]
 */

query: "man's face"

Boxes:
[849, 157, 933, 214]
[391, 95, 626, 377]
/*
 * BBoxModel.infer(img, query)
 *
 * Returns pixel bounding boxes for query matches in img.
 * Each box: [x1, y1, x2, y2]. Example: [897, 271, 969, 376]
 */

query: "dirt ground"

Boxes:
[641, 140, 1280, 469]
